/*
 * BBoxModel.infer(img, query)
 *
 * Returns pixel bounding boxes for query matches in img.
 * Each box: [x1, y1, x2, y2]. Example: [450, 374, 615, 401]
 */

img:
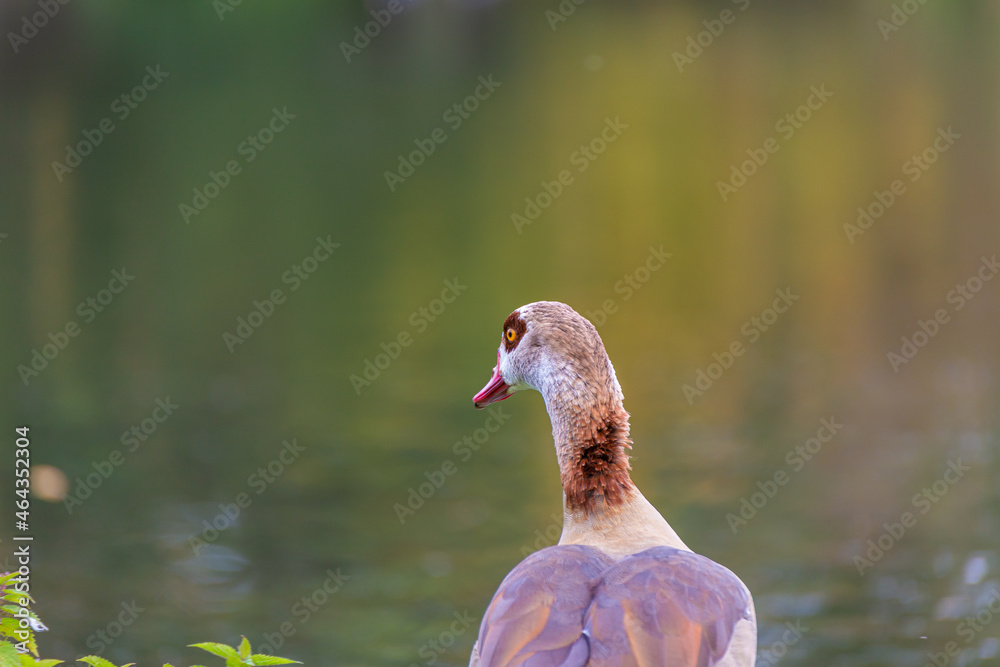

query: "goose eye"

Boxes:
[505, 328, 517, 343]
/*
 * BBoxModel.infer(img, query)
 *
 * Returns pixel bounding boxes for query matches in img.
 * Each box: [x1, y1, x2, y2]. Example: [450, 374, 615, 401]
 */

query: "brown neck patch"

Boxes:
[562, 409, 635, 513]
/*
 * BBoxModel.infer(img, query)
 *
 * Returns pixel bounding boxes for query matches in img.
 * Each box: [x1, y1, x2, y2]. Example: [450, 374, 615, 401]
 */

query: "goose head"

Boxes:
[473, 301, 624, 412]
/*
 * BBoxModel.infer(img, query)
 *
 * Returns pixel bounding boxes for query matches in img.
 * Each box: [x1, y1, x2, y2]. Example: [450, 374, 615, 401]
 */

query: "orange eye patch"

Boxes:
[502, 310, 527, 352]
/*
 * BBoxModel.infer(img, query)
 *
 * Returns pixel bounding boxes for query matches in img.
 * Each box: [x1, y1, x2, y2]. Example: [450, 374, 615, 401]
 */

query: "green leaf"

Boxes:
[16, 656, 34, 667]
[0, 618, 21, 639]
[0, 608, 39, 629]
[3, 592, 33, 606]
[0, 628, 35, 659]
[76, 657, 118, 667]
[237, 637, 251, 661]
[224, 656, 243, 667]
[22, 635, 36, 658]
[29, 661, 63, 667]
[0, 644, 21, 667]
[249, 656, 300, 665]
[189, 644, 240, 662]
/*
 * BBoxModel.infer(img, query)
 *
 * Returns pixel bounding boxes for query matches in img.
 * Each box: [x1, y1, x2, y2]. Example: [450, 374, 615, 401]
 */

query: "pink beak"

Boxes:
[473, 349, 513, 409]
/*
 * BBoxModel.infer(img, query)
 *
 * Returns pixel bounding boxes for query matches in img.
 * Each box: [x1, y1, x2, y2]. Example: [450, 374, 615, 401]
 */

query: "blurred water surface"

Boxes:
[2, 1, 999, 665]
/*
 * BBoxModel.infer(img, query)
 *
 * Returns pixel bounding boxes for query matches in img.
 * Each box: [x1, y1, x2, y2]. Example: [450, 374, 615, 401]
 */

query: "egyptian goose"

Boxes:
[469, 301, 757, 666]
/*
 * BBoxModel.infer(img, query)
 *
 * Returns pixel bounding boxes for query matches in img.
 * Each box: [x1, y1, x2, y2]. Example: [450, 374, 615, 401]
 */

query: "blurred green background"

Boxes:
[2, 0, 999, 665]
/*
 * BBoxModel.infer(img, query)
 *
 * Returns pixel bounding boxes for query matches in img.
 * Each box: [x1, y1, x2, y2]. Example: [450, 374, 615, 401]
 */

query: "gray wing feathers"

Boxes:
[476, 545, 613, 666]
[475, 546, 752, 667]
[584, 547, 753, 666]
